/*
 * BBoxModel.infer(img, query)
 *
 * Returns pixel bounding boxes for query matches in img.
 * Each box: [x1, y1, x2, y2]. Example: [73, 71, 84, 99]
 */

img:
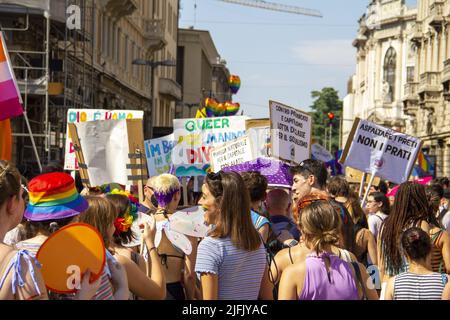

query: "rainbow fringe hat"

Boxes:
[24, 172, 88, 221]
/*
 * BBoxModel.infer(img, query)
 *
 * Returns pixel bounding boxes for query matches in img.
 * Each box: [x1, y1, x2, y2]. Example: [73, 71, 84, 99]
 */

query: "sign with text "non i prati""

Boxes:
[269, 100, 312, 164]
[210, 135, 254, 172]
[340, 118, 423, 184]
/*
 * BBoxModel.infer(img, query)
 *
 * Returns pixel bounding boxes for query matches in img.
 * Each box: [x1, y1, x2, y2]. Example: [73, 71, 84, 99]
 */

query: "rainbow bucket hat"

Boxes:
[24, 172, 88, 221]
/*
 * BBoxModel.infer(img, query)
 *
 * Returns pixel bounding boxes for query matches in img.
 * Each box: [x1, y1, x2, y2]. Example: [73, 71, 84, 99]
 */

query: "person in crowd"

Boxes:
[369, 180, 388, 195]
[142, 177, 158, 212]
[0, 162, 115, 300]
[441, 189, 450, 233]
[16, 171, 128, 300]
[266, 188, 300, 244]
[366, 192, 390, 241]
[278, 199, 378, 300]
[240, 171, 271, 243]
[424, 186, 450, 274]
[79, 195, 166, 300]
[290, 160, 355, 253]
[384, 227, 450, 300]
[196, 171, 273, 300]
[269, 193, 359, 291]
[147, 173, 198, 300]
[378, 182, 431, 294]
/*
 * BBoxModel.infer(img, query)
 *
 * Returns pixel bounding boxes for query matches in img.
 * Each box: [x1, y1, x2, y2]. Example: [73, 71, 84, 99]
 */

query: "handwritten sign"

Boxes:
[172, 116, 248, 176]
[64, 109, 143, 170]
[210, 135, 254, 172]
[144, 134, 175, 177]
[270, 100, 312, 164]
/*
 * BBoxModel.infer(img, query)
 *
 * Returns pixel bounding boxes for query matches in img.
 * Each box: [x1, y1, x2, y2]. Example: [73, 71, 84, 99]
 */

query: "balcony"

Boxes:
[429, 1, 444, 31]
[418, 72, 442, 110]
[159, 78, 182, 101]
[402, 82, 419, 116]
[411, 23, 423, 45]
[102, 0, 138, 20]
[142, 19, 167, 52]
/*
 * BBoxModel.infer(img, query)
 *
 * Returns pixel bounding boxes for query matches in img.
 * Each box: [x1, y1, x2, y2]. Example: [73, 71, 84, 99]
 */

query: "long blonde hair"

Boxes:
[299, 200, 342, 254]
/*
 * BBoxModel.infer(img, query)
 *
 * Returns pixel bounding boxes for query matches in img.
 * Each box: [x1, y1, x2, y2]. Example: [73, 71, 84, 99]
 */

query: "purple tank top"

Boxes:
[299, 252, 359, 300]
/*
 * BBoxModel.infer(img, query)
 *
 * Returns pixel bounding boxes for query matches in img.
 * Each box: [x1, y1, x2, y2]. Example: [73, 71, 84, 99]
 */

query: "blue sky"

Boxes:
[179, 0, 417, 118]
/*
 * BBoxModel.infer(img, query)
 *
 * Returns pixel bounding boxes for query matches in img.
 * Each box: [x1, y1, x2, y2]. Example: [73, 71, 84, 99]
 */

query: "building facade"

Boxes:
[1, 0, 179, 170]
[343, 0, 417, 146]
[176, 28, 231, 119]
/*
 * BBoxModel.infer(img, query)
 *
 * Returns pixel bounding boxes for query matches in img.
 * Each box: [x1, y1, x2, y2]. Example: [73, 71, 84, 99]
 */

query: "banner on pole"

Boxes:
[269, 100, 312, 165]
[340, 118, 422, 184]
[144, 134, 175, 177]
[172, 116, 248, 176]
[210, 135, 254, 172]
[64, 109, 144, 170]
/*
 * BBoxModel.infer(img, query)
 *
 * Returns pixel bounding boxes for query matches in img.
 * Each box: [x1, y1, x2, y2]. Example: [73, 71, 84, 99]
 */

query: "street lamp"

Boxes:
[132, 59, 177, 139]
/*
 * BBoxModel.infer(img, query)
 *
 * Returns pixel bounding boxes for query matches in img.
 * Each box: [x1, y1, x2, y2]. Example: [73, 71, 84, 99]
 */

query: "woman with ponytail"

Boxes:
[278, 199, 378, 300]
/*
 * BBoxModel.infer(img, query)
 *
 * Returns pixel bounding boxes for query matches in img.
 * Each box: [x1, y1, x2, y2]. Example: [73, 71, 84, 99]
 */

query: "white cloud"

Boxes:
[291, 39, 356, 67]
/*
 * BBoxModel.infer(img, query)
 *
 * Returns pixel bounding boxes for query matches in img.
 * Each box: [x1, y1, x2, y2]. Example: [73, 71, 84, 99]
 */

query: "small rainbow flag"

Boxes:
[417, 150, 430, 173]
[0, 31, 23, 121]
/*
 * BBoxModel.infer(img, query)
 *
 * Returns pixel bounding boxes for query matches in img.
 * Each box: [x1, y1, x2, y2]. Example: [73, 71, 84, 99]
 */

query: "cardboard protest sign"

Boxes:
[36, 223, 105, 294]
[172, 116, 248, 176]
[144, 134, 175, 177]
[64, 109, 144, 170]
[269, 100, 312, 164]
[210, 135, 254, 172]
[345, 167, 380, 187]
[69, 119, 147, 187]
[340, 118, 422, 184]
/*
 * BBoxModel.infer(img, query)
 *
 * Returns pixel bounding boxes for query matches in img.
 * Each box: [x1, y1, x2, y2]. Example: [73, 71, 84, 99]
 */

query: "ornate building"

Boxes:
[403, 0, 450, 177]
[343, 0, 418, 148]
[345, 0, 450, 178]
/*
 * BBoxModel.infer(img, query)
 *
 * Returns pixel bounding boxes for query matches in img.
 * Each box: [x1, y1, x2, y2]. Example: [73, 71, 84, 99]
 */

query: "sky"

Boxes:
[179, 0, 418, 118]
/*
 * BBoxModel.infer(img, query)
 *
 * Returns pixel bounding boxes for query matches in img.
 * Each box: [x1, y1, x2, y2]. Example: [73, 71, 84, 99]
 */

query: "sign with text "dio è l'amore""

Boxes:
[172, 116, 248, 177]
[340, 118, 423, 184]
[269, 100, 312, 165]
[64, 109, 144, 170]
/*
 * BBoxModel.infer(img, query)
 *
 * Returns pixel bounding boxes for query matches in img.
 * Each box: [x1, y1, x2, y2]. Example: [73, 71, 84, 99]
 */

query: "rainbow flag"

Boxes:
[0, 31, 23, 121]
[417, 150, 430, 173]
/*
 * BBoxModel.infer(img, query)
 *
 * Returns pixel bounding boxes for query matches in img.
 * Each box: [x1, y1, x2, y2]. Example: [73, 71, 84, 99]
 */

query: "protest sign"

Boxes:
[69, 119, 147, 188]
[210, 135, 254, 172]
[269, 100, 312, 164]
[246, 119, 272, 158]
[144, 134, 175, 177]
[172, 116, 248, 176]
[345, 167, 380, 187]
[64, 109, 144, 170]
[340, 118, 422, 185]
[311, 143, 334, 163]
[36, 223, 105, 294]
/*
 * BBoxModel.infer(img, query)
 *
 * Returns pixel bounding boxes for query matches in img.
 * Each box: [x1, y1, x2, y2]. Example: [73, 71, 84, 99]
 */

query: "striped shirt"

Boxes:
[393, 272, 448, 300]
[195, 236, 267, 300]
[15, 241, 114, 300]
[430, 230, 446, 273]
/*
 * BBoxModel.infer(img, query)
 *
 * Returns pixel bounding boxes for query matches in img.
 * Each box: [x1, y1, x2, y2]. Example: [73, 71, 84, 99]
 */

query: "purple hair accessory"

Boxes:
[154, 189, 180, 207]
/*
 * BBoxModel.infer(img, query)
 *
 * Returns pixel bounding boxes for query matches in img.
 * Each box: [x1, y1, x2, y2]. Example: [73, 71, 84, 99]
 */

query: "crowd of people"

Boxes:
[1, 158, 450, 300]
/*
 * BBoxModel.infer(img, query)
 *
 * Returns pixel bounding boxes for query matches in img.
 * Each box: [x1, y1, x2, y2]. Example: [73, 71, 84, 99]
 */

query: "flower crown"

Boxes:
[109, 189, 139, 235]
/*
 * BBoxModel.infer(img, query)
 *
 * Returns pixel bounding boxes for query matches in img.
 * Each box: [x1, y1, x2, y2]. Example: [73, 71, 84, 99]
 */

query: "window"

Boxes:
[124, 36, 129, 72]
[407, 66, 415, 83]
[102, 15, 108, 55]
[383, 47, 396, 103]
[115, 28, 121, 64]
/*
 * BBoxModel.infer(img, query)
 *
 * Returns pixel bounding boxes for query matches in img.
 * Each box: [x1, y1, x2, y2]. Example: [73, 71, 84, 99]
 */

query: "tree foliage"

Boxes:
[309, 87, 343, 152]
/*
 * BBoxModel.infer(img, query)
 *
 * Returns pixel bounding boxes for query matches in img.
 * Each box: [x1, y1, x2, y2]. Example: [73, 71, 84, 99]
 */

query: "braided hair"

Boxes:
[380, 182, 431, 275]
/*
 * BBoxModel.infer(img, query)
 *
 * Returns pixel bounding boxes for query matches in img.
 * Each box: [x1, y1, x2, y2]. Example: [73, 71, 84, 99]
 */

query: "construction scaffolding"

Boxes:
[0, 0, 95, 174]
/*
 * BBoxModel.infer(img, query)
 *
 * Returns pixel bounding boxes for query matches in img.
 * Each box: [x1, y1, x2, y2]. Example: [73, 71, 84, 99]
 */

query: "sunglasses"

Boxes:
[207, 171, 222, 181]
[21, 184, 29, 201]
[297, 194, 329, 211]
